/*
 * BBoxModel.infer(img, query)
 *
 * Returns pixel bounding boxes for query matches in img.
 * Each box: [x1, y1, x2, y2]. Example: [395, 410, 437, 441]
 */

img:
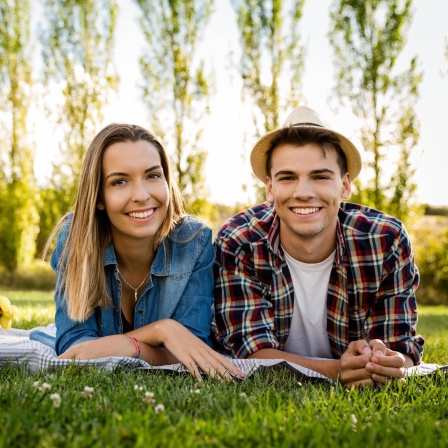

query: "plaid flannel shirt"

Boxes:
[213, 202, 424, 364]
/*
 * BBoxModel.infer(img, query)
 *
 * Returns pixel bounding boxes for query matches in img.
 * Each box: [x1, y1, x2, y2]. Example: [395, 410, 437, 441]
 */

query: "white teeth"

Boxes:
[292, 207, 319, 215]
[128, 209, 155, 219]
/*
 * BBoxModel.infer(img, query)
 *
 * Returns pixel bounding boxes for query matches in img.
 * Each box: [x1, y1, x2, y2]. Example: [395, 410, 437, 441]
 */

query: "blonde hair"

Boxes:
[44, 124, 185, 321]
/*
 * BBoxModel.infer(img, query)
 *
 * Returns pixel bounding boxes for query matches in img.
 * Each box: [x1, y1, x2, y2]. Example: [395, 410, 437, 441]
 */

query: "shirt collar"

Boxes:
[103, 240, 169, 276]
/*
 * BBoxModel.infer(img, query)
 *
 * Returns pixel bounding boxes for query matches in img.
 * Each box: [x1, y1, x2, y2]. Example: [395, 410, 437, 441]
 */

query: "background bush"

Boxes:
[0, 261, 55, 291]
[412, 216, 448, 305]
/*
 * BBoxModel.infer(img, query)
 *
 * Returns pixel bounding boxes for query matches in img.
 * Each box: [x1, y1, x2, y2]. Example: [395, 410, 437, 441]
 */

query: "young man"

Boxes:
[214, 106, 424, 388]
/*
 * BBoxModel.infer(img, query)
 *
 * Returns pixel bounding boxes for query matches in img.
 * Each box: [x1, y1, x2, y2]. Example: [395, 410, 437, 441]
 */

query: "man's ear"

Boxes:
[266, 178, 274, 202]
[341, 173, 352, 200]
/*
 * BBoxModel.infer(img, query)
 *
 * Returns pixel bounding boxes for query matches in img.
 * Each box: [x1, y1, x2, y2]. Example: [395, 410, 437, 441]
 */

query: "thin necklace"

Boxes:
[117, 268, 151, 302]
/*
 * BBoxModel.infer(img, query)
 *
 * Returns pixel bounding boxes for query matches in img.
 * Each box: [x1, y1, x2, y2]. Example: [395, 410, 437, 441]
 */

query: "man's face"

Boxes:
[266, 143, 351, 260]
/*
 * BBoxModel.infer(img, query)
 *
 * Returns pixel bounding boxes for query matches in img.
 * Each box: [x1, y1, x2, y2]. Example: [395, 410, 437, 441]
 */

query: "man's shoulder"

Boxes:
[339, 202, 404, 236]
[216, 202, 275, 244]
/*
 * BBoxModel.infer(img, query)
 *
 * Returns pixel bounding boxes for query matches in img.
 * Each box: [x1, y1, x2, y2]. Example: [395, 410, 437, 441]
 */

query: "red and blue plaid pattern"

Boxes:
[214, 202, 424, 364]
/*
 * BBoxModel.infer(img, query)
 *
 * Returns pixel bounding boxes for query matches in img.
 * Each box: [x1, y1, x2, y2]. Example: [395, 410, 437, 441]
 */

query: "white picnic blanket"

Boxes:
[0, 325, 445, 381]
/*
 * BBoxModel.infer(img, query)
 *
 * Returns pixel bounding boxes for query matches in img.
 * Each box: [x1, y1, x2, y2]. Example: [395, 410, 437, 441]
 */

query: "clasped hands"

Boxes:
[339, 339, 408, 388]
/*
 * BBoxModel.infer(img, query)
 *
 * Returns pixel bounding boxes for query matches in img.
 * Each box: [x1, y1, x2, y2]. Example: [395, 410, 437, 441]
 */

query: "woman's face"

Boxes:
[100, 139, 169, 246]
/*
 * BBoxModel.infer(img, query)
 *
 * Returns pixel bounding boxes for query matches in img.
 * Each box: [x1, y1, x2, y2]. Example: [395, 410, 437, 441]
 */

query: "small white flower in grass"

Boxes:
[134, 385, 143, 391]
[239, 392, 247, 398]
[350, 414, 358, 425]
[154, 403, 165, 414]
[32, 381, 40, 388]
[143, 392, 155, 405]
[50, 393, 61, 408]
[194, 389, 201, 394]
[82, 386, 94, 399]
[40, 383, 51, 392]
[297, 382, 302, 387]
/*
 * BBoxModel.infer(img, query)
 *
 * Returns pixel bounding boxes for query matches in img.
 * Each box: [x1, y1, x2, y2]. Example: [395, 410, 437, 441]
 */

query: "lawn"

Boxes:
[1, 289, 447, 447]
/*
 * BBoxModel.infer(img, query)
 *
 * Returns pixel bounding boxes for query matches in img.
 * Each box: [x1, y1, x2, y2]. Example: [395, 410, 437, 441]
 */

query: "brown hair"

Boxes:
[265, 126, 348, 178]
[44, 124, 185, 321]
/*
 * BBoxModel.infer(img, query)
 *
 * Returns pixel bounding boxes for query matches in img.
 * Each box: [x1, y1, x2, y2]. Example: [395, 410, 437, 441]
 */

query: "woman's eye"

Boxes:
[111, 178, 127, 186]
[147, 172, 162, 179]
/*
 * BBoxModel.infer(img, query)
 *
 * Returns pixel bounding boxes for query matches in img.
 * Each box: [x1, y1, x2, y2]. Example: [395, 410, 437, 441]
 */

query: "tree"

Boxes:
[38, 0, 118, 253]
[0, 0, 39, 274]
[329, 0, 423, 223]
[134, 0, 214, 218]
[232, 0, 306, 201]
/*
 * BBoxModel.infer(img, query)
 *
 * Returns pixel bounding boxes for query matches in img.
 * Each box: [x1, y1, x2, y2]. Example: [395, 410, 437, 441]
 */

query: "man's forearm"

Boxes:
[247, 348, 340, 380]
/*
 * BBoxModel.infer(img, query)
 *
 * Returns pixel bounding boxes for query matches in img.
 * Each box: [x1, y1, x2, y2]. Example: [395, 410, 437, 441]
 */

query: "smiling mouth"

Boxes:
[291, 207, 320, 215]
[127, 209, 155, 219]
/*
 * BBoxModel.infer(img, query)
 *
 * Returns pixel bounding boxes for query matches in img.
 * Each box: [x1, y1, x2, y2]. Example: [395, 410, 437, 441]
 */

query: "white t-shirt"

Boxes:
[283, 248, 335, 358]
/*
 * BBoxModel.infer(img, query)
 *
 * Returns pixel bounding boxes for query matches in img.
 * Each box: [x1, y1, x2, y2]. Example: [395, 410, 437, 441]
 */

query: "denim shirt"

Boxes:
[51, 215, 215, 355]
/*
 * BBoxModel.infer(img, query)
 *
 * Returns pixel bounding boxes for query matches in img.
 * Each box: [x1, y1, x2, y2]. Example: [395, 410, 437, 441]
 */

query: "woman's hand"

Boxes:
[130, 319, 245, 381]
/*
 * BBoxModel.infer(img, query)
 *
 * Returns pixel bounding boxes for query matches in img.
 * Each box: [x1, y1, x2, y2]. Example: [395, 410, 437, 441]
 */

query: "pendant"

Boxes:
[134, 290, 138, 302]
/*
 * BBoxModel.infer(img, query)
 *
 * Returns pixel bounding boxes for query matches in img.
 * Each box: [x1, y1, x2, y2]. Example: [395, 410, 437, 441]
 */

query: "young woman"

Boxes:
[44, 123, 243, 380]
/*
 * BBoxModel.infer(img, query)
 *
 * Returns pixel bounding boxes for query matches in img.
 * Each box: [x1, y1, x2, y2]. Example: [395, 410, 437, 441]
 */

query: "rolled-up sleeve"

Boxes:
[214, 235, 281, 359]
[367, 226, 424, 364]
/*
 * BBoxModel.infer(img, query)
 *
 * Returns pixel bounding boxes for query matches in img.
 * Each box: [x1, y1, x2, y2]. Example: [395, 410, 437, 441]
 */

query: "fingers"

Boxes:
[369, 339, 387, 363]
[175, 345, 244, 381]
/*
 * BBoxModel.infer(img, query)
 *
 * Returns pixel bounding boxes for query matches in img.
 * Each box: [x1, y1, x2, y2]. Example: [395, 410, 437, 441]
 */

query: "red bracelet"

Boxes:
[128, 336, 141, 359]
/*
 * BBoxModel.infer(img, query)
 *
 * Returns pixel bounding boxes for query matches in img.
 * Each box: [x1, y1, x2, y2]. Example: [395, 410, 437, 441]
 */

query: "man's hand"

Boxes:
[339, 339, 407, 388]
[339, 340, 376, 388]
[365, 339, 407, 386]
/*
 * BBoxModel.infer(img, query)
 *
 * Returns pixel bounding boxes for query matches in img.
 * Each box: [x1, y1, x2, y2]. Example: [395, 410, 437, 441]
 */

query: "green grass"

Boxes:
[0, 288, 55, 328]
[1, 292, 448, 447]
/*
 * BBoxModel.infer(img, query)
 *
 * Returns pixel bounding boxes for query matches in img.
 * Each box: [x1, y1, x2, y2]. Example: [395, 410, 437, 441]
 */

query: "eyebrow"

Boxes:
[273, 168, 336, 178]
[105, 165, 162, 180]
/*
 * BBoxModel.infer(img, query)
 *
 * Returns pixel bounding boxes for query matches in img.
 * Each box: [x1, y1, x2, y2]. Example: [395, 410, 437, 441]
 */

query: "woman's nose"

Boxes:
[131, 180, 151, 202]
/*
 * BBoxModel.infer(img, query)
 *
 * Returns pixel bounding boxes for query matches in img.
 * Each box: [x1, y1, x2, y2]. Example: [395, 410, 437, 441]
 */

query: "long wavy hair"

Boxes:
[44, 124, 185, 321]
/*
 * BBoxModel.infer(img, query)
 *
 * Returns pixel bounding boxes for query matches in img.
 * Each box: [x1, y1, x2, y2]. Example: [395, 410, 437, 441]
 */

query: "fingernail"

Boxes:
[375, 350, 383, 357]
[363, 347, 372, 354]
[238, 370, 245, 378]
[366, 363, 374, 372]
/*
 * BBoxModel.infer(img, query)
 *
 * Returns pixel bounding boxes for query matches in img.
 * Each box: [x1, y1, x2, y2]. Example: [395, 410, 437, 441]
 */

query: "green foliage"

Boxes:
[38, 0, 119, 244]
[0, 261, 55, 291]
[0, 287, 55, 328]
[329, 0, 422, 224]
[233, 0, 306, 203]
[412, 216, 448, 305]
[0, 0, 39, 273]
[135, 0, 214, 218]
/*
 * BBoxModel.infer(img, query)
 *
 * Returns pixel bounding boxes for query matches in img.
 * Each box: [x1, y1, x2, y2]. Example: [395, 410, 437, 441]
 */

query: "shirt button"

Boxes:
[138, 309, 143, 315]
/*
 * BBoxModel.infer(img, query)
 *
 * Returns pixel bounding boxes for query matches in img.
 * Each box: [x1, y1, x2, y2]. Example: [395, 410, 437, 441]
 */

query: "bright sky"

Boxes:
[35, 0, 448, 207]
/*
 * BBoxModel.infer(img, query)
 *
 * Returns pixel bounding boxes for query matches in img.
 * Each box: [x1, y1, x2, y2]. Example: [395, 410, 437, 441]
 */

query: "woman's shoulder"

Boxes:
[169, 215, 211, 242]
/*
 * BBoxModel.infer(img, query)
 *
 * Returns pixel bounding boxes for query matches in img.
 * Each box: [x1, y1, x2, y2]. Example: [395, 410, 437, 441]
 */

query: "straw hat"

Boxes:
[250, 105, 362, 183]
